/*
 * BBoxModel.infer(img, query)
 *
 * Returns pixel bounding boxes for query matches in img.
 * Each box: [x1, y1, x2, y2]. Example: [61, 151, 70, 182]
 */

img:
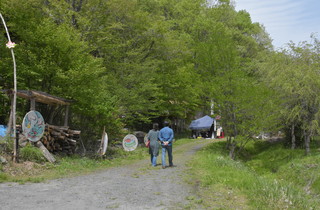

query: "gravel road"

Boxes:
[0, 140, 213, 210]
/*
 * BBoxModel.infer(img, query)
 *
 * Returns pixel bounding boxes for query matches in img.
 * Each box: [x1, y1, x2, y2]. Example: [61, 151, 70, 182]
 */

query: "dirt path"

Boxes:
[0, 139, 214, 210]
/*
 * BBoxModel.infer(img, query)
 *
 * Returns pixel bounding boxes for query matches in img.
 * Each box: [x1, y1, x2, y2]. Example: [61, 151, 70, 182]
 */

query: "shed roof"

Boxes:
[1, 89, 72, 105]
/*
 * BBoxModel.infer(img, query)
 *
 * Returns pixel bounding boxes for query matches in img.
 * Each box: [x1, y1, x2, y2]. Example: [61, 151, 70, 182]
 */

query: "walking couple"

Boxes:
[147, 121, 174, 169]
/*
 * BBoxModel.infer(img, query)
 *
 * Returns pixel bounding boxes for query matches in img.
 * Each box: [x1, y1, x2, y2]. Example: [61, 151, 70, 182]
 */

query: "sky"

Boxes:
[234, 0, 320, 49]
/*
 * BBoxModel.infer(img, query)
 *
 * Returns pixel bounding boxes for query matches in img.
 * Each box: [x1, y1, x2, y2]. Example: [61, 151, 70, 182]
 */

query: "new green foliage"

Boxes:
[191, 2, 277, 158]
[0, 0, 121, 140]
[0, 0, 290, 150]
[258, 37, 320, 153]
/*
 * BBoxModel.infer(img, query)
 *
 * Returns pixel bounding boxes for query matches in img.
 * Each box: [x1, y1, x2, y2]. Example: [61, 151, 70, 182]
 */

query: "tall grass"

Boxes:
[188, 141, 320, 209]
[19, 144, 46, 162]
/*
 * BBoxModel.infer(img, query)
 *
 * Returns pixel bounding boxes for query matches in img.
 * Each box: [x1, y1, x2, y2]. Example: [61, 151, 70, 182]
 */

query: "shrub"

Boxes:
[19, 144, 46, 163]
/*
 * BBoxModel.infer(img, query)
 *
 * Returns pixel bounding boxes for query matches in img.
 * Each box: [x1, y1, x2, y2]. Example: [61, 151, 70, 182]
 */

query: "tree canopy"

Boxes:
[1, 0, 319, 155]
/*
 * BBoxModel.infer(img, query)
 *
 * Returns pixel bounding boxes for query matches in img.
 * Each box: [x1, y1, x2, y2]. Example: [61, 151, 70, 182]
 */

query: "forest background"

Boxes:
[1, 0, 320, 156]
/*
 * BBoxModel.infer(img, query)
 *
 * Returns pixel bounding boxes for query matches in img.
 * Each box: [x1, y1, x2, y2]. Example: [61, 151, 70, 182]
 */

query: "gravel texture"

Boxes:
[0, 140, 212, 210]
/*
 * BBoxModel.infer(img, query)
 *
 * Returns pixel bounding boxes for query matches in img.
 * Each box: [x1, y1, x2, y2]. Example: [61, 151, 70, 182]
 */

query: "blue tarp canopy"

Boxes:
[189, 115, 214, 130]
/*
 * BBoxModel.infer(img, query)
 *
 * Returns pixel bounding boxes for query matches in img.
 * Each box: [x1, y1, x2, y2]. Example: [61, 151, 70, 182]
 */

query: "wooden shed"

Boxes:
[1, 89, 80, 161]
[2, 89, 72, 126]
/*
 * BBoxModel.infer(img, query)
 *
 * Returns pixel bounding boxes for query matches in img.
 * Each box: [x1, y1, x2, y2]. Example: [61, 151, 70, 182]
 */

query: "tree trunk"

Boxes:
[232, 108, 238, 137]
[291, 124, 296, 149]
[304, 130, 311, 155]
[226, 136, 231, 149]
[229, 141, 236, 160]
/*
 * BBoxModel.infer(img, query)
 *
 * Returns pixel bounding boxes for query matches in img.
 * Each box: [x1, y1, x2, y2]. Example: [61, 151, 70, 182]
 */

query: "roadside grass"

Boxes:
[243, 140, 320, 194]
[0, 138, 195, 183]
[0, 145, 149, 183]
[187, 140, 320, 209]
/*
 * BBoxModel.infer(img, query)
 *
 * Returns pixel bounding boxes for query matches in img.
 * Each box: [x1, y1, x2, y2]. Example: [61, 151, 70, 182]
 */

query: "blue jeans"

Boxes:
[161, 145, 173, 167]
[150, 155, 157, 166]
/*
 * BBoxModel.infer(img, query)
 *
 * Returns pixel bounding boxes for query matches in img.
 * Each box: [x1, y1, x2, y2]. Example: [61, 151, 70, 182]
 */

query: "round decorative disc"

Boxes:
[22, 111, 45, 142]
[122, 134, 138, 151]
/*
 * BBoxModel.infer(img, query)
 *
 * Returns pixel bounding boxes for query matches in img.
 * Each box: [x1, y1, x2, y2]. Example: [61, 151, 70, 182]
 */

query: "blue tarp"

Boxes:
[0, 125, 7, 137]
[189, 115, 214, 130]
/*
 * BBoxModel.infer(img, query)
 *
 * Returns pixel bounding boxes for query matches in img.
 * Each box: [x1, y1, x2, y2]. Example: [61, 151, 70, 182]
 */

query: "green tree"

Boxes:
[192, 2, 278, 158]
[0, 0, 122, 143]
[259, 38, 320, 154]
[72, 0, 204, 129]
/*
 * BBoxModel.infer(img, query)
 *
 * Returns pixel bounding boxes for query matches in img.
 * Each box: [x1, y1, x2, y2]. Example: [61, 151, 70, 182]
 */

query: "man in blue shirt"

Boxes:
[158, 121, 174, 169]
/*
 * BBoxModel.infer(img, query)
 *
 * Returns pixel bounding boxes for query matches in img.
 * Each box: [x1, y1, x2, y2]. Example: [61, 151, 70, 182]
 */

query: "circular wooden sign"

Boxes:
[22, 111, 45, 142]
[122, 134, 138, 151]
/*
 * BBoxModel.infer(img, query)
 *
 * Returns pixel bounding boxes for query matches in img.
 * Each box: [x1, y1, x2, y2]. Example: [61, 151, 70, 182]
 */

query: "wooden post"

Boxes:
[15, 129, 19, 162]
[30, 97, 36, 111]
[48, 105, 56, 124]
[64, 105, 69, 126]
[35, 141, 56, 163]
[0, 13, 18, 162]
[6, 95, 13, 135]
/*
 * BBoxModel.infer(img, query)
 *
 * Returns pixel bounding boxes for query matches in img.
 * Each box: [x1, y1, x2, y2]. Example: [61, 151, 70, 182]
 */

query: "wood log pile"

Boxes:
[40, 124, 80, 155]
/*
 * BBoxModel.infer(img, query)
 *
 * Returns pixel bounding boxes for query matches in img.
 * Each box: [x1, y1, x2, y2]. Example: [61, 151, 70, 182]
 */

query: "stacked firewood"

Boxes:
[40, 124, 80, 155]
